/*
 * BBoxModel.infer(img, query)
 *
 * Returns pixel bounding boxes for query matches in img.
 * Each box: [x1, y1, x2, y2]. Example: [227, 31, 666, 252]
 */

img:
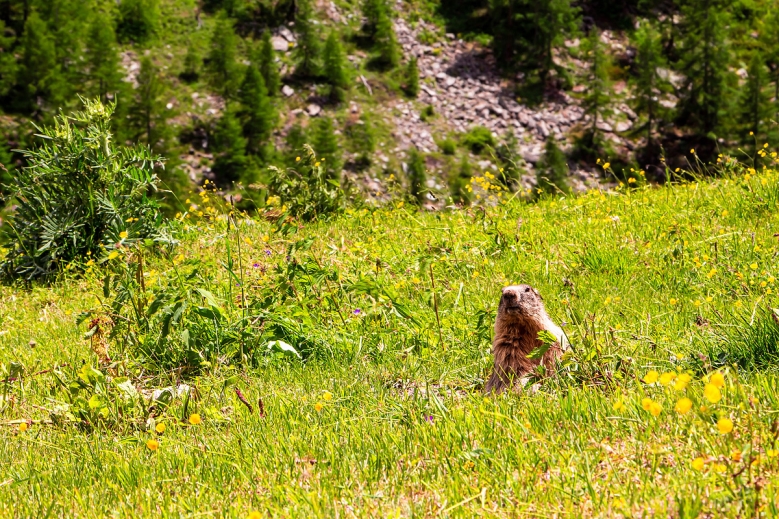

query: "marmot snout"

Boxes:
[484, 284, 567, 394]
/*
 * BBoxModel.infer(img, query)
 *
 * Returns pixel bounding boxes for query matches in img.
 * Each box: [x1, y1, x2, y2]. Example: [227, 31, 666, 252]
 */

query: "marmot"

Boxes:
[484, 284, 568, 394]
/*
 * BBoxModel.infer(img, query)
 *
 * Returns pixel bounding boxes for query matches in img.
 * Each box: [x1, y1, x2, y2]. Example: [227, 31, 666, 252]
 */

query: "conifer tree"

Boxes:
[361, 0, 385, 36]
[180, 44, 201, 83]
[121, 57, 172, 154]
[630, 22, 671, 148]
[0, 20, 18, 98]
[580, 29, 613, 150]
[117, 0, 160, 43]
[490, 0, 579, 84]
[406, 148, 427, 204]
[374, 9, 400, 69]
[294, 0, 322, 78]
[207, 14, 242, 99]
[450, 155, 473, 205]
[212, 105, 250, 184]
[675, 0, 733, 143]
[323, 31, 348, 103]
[285, 123, 308, 166]
[738, 51, 771, 163]
[18, 12, 63, 108]
[536, 135, 570, 195]
[86, 11, 123, 102]
[405, 56, 419, 98]
[259, 30, 281, 96]
[239, 66, 276, 158]
[345, 113, 376, 169]
[312, 116, 341, 181]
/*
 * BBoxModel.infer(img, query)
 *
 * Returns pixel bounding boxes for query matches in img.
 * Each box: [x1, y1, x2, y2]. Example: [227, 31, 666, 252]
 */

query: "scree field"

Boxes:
[2, 170, 779, 518]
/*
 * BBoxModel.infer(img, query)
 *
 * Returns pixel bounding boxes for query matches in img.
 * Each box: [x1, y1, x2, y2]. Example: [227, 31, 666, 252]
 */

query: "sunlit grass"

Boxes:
[2, 167, 779, 517]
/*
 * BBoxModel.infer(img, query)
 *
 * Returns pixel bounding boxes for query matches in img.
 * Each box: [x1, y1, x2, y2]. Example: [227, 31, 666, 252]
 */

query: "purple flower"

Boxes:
[424, 415, 434, 423]
[264, 250, 272, 256]
[252, 263, 260, 268]
[353, 308, 362, 315]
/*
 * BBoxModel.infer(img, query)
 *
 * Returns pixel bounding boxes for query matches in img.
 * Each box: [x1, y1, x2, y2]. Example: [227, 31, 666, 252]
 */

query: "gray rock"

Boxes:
[271, 36, 289, 52]
[281, 85, 295, 97]
[307, 103, 322, 117]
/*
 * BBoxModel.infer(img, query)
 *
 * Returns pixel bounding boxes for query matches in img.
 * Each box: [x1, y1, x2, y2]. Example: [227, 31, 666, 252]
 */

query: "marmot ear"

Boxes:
[534, 288, 543, 300]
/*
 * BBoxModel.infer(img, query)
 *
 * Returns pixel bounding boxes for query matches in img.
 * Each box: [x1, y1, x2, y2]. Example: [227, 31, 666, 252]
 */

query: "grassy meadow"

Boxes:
[3, 166, 779, 517]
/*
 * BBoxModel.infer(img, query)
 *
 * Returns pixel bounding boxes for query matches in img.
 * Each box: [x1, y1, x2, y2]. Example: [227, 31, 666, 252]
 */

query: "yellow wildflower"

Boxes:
[704, 383, 721, 403]
[146, 439, 159, 451]
[641, 397, 653, 411]
[717, 417, 734, 434]
[18, 422, 29, 433]
[155, 423, 166, 434]
[119, 231, 128, 240]
[675, 398, 692, 415]
[674, 373, 692, 391]
[612, 399, 625, 411]
[323, 391, 333, 401]
[709, 372, 725, 388]
[107, 251, 119, 260]
[314, 402, 324, 412]
[731, 450, 742, 462]
[188, 413, 202, 425]
[649, 401, 662, 417]
[659, 372, 676, 386]
[692, 457, 705, 471]
[643, 371, 659, 384]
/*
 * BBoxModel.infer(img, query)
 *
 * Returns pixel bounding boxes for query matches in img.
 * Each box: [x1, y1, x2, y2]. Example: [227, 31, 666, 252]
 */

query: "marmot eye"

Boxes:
[524, 287, 530, 293]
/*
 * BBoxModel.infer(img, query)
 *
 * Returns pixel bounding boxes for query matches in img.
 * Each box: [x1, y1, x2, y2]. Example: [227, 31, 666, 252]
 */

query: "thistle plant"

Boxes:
[1, 98, 172, 281]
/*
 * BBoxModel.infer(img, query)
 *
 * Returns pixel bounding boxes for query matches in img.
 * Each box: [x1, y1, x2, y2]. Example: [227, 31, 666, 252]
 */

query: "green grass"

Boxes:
[3, 168, 779, 517]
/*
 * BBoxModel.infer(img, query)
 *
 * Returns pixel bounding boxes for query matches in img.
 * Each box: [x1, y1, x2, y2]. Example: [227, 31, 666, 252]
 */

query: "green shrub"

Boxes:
[404, 57, 419, 98]
[462, 126, 495, 154]
[406, 148, 427, 204]
[117, 0, 160, 43]
[536, 135, 571, 195]
[420, 104, 435, 122]
[1, 98, 172, 281]
[438, 138, 456, 155]
[449, 155, 473, 205]
[267, 145, 345, 221]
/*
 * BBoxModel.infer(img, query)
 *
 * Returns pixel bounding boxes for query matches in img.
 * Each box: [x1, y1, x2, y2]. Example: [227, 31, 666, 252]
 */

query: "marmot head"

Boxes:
[498, 284, 545, 319]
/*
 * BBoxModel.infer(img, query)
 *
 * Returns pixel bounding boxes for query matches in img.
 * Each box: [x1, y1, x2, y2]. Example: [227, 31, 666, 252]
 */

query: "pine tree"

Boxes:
[180, 44, 201, 83]
[239, 66, 276, 158]
[85, 11, 123, 102]
[738, 51, 771, 164]
[312, 116, 341, 181]
[0, 20, 18, 98]
[362, 0, 385, 36]
[490, 0, 579, 84]
[121, 57, 172, 154]
[374, 9, 400, 69]
[345, 113, 376, 169]
[18, 12, 63, 109]
[450, 155, 473, 205]
[207, 14, 242, 99]
[406, 148, 427, 204]
[536, 135, 570, 195]
[212, 105, 249, 185]
[580, 29, 613, 150]
[294, 0, 322, 78]
[117, 0, 160, 43]
[405, 56, 419, 98]
[285, 123, 308, 166]
[676, 0, 733, 144]
[323, 31, 348, 103]
[630, 22, 671, 148]
[259, 30, 281, 96]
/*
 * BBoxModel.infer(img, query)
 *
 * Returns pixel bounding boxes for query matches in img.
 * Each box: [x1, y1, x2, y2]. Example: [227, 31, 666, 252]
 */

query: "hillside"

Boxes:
[2, 167, 779, 516]
[2, 0, 779, 212]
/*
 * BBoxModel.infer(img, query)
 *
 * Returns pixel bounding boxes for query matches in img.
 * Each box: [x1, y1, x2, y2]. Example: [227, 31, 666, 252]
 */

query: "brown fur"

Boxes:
[484, 285, 565, 394]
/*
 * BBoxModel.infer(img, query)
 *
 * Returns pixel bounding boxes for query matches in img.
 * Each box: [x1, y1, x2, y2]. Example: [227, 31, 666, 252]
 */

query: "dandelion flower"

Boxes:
[188, 413, 202, 425]
[692, 457, 705, 471]
[323, 391, 333, 401]
[675, 398, 693, 415]
[669, 298, 678, 305]
[146, 439, 159, 451]
[717, 417, 734, 434]
[674, 373, 692, 391]
[643, 371, 659, 384]
[704, 383, 721, 403]
[649, 402, 662, 416]
[709, 372, 725, 388]
[314, 402, 324, 412]
[641, 397, 653, 411]
[18, 422, 28, 432]
[659, 372, 676, 386]
[750, 263, 758, 270]
[155, 423, 166, 434]
[119, 231, 128, 240]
